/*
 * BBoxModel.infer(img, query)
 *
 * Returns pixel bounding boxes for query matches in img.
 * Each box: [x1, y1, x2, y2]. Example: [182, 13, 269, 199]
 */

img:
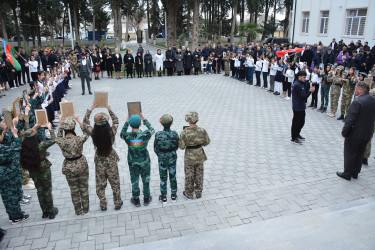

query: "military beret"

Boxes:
[129, 114, 142, 128]
[94, 113, 109, 126]
[337, 65, 344, 71]
[24, 128, 36, 139]
[160, 114, 173, 126]
[61, 117, 76, 130]
[185, 111, 199, 124]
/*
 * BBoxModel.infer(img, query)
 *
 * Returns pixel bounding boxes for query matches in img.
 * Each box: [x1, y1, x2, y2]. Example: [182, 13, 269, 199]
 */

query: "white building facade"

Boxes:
[290, 0, 375, 46]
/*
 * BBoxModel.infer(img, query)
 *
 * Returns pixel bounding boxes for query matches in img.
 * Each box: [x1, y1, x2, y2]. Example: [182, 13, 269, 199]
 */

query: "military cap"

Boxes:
[336, 65, 344, 71]
[129, 114, 142, 128]
[61, 117, 76, 130]
[185, 111, 199, 124]
[160, 114, 173, 126]
[24, 128, 36, 139]
[94, 113, 109, 126]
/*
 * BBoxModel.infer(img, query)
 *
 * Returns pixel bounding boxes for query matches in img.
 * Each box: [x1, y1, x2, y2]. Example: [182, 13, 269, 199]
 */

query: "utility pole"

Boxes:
[68, 4, 74, 49]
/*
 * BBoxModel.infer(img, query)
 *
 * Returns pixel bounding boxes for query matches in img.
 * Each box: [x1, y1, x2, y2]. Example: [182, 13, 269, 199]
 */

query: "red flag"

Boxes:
[2, 39, 22, 71]
[276, 48, 305, 58]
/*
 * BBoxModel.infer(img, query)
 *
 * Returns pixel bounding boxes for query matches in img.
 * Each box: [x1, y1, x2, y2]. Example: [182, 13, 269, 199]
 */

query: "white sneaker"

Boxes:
[285, 97, 291, 100]
[82, 209, 90, 216]
[22, 183, 36, 190]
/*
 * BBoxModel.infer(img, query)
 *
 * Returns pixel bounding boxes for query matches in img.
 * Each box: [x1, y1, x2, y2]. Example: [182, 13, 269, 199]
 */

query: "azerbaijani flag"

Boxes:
[2, 39, 22, 71]
[275, 48, 305, 58]
[130, 139, 144, 148]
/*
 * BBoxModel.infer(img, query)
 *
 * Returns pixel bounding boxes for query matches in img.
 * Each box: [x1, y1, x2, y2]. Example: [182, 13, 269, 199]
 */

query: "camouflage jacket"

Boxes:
[120, 120, 155, 163]
[0, 136, 22, 166]
[68, 54, 78, 65]
[179, 126, 210, 165]
[154, 128, 179, 160]
[327, 75, 344, 86]
[55, 128, 89, 176]
[38, 129, 56, 170]
[82, 109, 120, 162]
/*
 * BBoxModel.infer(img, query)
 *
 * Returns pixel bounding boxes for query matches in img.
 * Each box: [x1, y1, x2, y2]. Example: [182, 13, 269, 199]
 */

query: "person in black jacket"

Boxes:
[362, 48, 374, 74]
[112, 48, 122, 80]
[124, 50, 134, 78]
[104, 49, 113, 78]
[48, 50, 57, 69]
[300, 46, 314, 68]
[291, 70, 315, 144]
[144, 50, 153, 77]
[135, 52, 143, 78]
[214, 43, 224, 73]
[337, 82, 375, 180]
[202, 44, 211, 61]
[184, 48, 193, 75]
[322, 48, 335, 69]
[165, 47, 174, 76]
[193, 48, 201, 75]
[14, 54, 23, 87]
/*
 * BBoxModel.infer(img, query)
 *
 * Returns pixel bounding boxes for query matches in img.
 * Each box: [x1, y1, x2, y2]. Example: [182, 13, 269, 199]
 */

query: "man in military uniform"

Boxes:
[337, 70, 358, 121]
[120, 114, 154, 207]
[363, 86, 375, 166]
[154, 114, 179, 203]
[179, 111, 210, 200]
[68, 50, 79, 78]
[263, 46, 275, 60]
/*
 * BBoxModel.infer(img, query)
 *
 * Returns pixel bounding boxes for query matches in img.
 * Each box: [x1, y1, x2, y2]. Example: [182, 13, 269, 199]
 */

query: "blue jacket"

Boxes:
[292, 80, 311, 111]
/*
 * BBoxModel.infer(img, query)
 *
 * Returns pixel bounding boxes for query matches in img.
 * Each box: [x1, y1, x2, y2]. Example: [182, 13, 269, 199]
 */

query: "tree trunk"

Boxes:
[50, 23, 55, 43]
[112, 0, 122, 49]
[191, 0, 199, 49]
[35, 4, 41, 48]
[72, 2, 80, 41]
[0, 8, 8, 41]
[12, 7, 21, 49]
[146, 0, 151, 38]
[92, 10, 96, 45]
[230, 0, 238, 43]
[165, 1, 180, 47]
[151, 0, 157, 37]
[283, 0, 291, 38]
[186, 3, 191, 38]
[262, 0, 270, 40]
[241, 0, 245, 23]
[254, 10, 258, 24]
[62, 7, 66, 46]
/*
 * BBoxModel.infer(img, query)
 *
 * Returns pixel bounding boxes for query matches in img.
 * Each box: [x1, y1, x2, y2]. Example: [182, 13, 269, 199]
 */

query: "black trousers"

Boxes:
[344, 138, 368, 175]
[22, 67, 30, 83]
[311, 83, 320, 107]
[255, 71, 261, 86]
[80, 72, 91, 94]
[15, 71, 21, 86]
[283, 81, 292, 97]
[167, 68, 173, 76]
[185, 68, 191, 75]
[31, 72, 38, 82]
[291, 111, 305, 140]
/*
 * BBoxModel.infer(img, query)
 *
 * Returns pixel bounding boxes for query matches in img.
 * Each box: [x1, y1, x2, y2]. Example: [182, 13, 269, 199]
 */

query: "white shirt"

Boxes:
[286, 69, 294, 83]
[82, 60, 87, 66]
[311, 72, 322, 84]
[255, 61, 262, 71]
[37, 81, 44, 93]
[261, 60, 269, 72]
[305, 69, 311, 81]
[29, 61, 38, 73]
[270, 62, 278, 76]
[246, 58, 254, 67]
[234, 58, 240, 67]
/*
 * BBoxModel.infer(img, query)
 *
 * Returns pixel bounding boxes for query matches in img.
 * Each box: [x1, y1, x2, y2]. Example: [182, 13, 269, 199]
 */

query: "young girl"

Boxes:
[327, 65, 344, 118]
[135, 52, 143, 78]
[284, 63, 294, 100]
[82, 103, 123, 211]
[55, 115, 90, 216]
[309, 65, 322, 109]
[274, 59, 284, 95]
[246, 54, 255, 85]
[269, 58, 278, 92]
[234, 54, 240, 79]
[319, 65, 332, 113]
[261, 57, 269, 89]
[255, 56, 262, 87]
[338, 67, 358, 120]
[20, 122, 58, 219]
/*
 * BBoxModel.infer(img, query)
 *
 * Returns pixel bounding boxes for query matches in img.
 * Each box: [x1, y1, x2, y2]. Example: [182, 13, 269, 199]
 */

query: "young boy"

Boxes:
[120, 114, 155, 207]
[179, 111, 210, 200]
[154, 114, 179, 203]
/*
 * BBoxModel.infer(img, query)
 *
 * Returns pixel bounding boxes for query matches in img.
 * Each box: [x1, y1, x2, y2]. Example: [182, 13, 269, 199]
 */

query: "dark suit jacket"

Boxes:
[342, 93, 375, 141]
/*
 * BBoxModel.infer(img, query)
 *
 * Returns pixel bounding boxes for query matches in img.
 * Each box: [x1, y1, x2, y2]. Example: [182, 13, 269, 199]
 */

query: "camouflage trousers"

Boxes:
[129, 160, 151, 199]
[224, 62, 230, 75]
[364, 133, 373, 159]
[30, 168, 54, 213]
[95, 161, 122, 209]
[22, 168, 30, 185]
[184, 162, 204, 199]
[340, 84, 355, 116]
[158, 158, 177, 196]
[330, 85, 342, 114]
[66, 170, 89, 215]
[70, 65, 79, 78]
[0, 164, 24, 219]
[320, 84, 331, 109]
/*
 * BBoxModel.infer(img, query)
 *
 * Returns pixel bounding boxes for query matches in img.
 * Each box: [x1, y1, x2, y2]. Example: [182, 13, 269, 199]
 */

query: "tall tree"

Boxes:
[111, 0, 122, 49]
[230, 0, 238, 42]
[191, 0, 199, 49]
[261, 0, 270, 40]
[162, 0, 181, 46]
[0, 2, 9, 40]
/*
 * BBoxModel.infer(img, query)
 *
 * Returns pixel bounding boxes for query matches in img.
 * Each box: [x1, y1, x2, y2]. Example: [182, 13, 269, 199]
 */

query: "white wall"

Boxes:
[290, 0, 375, 46]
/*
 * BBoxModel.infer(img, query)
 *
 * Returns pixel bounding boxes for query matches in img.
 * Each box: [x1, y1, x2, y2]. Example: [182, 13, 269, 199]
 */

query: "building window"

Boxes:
[301, 12, 309, 33]
[319, 11, 329, 34]
[345, 9, 367, 36]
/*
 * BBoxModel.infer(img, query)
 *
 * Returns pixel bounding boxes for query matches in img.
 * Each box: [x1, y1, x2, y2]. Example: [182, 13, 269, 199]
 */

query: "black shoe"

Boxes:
[321, 108, 327, 113]
[171, 194, 177, 202]
[42, 211, 49, 218]
[312, 106, 317, 109]
[131, 197, 141, 207]
[308, 104, 313, 107]
[297, 135, 305, 141]
[318, 106, 323, 111]
[144, 196, 152, 206]
[82, 93, 85, 95]
[337, 115, 344, 120]
[182, 191, 192, 200]
[101, 206, 107, 211]
[352, 173, 358, 179]
[46, 152, 50, 156]
[11, 214, 29, 225]
[49, 207, 59, 219]
[115, 201, 123, 210]
[89, 92, 93, 95]
[0, 228, 6, 243]
[159, 195, 167, 203]
[336, 171, 351, 181]
[363, 158, 368, 166]
[291, 139, 303, 145]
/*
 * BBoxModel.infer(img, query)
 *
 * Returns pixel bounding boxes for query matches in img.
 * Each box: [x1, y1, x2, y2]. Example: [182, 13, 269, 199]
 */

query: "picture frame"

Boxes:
[94, 92, 108, 107]
[12, 98, 22, 118]
[2, 110, 13, 128]
[35, 109, 48, 127]
[60, 101, 75, 119]
[23, 90, 29, 105]
[364, 78, 372, 86]
[127, 102, 142, 116]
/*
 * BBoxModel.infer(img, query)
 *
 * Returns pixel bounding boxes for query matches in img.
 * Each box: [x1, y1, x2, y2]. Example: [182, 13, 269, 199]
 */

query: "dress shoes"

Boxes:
[351, 173, 358, 179]
[336, 171, 351, 181]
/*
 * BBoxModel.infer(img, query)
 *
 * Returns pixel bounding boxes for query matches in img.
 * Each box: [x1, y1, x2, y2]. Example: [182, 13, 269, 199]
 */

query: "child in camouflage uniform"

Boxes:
[154, 114, 179, 203]
[20, 122, 59, 220]
[82, 103, 123, 211]
[179, 111, 210, 200]
[55, 115, 90, 215]
[121, 114, 154, 207]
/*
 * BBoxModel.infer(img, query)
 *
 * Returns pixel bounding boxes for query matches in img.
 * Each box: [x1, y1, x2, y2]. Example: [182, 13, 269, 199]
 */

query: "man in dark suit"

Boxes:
[337, 82, 375, 180]
[329, 38, 338, 57]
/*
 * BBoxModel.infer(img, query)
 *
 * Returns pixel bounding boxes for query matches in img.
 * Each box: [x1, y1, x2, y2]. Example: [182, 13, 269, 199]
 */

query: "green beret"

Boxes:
[185, 111, 199, 124]
[61, 117, 76, 130]
[129, 114, 142, 128]
[94, 113, 109, 126]
[24, 128, 36, 139]
[160, 114, 173, 126]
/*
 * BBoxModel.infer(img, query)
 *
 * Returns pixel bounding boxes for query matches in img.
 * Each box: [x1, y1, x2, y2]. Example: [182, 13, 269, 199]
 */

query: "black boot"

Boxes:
[363, 158, 368, 166]
[337, 115, 345, 120]
[49, 207, 59, 219]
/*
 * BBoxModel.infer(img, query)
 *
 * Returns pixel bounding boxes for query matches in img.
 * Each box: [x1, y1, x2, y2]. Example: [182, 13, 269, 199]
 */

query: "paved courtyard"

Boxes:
[0, 55, 375, 249]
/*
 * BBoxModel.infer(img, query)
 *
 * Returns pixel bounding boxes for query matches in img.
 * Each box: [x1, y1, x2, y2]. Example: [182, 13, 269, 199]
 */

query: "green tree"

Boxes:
[237, 22, 263, 43]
